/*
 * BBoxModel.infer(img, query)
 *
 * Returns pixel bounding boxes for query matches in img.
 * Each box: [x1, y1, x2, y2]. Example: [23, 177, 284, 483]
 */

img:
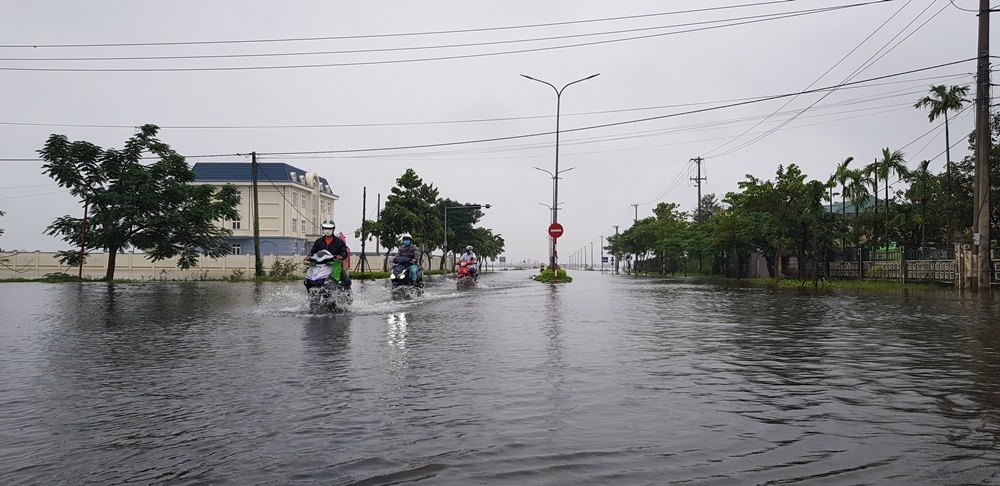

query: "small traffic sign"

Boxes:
[548, 223, 564, 239]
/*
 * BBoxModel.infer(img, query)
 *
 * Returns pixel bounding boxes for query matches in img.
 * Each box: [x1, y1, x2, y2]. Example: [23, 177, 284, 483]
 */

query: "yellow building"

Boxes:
[192, 162, 339, 255]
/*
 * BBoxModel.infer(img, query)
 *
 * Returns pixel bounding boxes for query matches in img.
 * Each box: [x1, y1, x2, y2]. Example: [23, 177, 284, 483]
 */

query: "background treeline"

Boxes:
[607, 108, 999, 281]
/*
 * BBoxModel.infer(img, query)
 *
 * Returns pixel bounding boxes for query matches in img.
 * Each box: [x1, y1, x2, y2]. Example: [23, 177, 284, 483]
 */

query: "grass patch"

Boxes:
[534, 268, 573, 283]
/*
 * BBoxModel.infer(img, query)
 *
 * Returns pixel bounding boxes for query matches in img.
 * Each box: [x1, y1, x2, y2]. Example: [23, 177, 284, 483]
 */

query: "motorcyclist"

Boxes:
[394, 233, 422, 284]
[305, 220, 351, 289]
[459, 245, 478, 278]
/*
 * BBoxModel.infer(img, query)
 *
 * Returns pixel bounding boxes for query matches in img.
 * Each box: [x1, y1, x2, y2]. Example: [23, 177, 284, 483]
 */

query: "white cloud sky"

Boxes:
[0, 0, 989, 263]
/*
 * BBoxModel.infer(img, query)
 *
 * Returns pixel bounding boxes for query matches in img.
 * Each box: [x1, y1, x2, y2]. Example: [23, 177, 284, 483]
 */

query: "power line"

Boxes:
[701, 0, 914, 159]
[1, 4, 897, 64]
[0, 59, 977, 163]
[0, 2, 892, 72]
[705, 0, 948, 159]
[0, 71, 967, 131]
[0, 0, 860, 49]
[249, 58, 975, 157]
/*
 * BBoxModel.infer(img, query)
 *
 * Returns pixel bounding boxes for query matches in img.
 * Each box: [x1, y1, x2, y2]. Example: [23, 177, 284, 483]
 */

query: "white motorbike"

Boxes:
[304, 250, 351, 313]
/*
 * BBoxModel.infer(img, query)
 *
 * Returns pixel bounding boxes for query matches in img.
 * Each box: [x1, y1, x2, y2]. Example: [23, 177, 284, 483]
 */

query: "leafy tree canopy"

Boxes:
[39, 124, 240, 280]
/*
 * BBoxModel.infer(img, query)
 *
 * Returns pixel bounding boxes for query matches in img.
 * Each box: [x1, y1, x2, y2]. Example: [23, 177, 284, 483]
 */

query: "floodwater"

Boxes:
[1, 270, 998, 485]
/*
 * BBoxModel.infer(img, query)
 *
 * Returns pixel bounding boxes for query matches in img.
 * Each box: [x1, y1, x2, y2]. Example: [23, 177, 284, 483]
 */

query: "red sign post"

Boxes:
[548, 223, 564, 239]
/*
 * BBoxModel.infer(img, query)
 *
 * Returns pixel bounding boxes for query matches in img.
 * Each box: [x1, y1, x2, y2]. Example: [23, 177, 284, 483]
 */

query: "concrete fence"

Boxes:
[0, 251, 448, 280]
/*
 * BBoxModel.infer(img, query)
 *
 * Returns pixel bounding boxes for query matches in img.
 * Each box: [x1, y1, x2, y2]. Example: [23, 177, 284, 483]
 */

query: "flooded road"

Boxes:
[1, 270, 999, 485]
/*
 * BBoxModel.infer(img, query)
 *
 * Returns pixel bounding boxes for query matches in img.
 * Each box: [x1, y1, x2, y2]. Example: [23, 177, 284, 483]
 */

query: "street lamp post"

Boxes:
[522, 73, 600, 271]
[443, 204, 490, 270]
[600, 236, 605, 272]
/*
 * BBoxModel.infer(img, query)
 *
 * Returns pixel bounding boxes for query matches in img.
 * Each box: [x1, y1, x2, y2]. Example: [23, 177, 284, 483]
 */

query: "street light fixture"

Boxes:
[443, 204, 490, 268]
[522, 72, 600, 271]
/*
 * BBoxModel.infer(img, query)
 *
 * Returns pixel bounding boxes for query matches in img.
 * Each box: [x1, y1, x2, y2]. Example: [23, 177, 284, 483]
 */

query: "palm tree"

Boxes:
[845, 168, 870, 247]
[833, 157, 854, 252]
[834, 157, 854, 218]
[863, 158, 880, 220]
[877, 148, 908, 212]
[914, 84, 970, 244]
[874, 148, 907, 247]
[907, 159, 934, 247]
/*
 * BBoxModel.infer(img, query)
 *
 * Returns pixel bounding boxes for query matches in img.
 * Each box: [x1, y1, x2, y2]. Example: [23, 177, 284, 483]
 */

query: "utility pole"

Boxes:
[632, 203, 639, 222]
[356, 187, 369, 272]
[690, 157, 707, 221]
[691, 157, 708, 271]
[613, 225, 620, 274]
[251, 152, 263, 278]
[972, 0, 992, 290]
[376, 193, 383, 271]
[600, 235, 605, 272]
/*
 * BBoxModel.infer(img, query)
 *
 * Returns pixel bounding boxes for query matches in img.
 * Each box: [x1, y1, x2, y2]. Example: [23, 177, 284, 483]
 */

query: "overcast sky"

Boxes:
[0, 0, 991, 264]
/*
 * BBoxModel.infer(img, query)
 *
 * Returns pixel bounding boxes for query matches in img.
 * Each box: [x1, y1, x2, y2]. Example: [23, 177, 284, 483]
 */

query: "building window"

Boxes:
[292, 191, 298, 207]
[232, 243, 241, 255]
[232, 219, 241, 230]
[292, 218, 297, 233]
[301, 220, 306, 233]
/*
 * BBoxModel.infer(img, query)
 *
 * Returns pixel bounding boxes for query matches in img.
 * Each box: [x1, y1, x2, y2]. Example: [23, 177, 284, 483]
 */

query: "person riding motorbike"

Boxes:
[394, 233, 422, 284]
[305, 220, 351, 289]
[459, 245, 478, 278]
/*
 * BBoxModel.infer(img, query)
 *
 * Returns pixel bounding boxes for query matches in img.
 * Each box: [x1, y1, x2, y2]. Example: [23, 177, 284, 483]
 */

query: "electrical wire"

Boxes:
[948, 0, 978, 11]
[701, 0, 914, 159]
[0, 1, 830, 49]
[0, 2, 891, 72]
[248, 58, 975, 157]
[0, 71, 967, 131]
[0, 60, 975, 163]
[0, 7, 887, 63]
[705, 0, 948, 159]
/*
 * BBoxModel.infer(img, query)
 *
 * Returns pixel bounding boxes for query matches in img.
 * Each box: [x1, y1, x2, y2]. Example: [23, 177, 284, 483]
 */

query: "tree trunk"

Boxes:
[105, 247, 119, 281]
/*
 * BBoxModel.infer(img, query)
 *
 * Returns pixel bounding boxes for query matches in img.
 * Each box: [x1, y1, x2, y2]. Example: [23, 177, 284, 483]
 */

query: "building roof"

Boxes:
[192, 162, 338, 197]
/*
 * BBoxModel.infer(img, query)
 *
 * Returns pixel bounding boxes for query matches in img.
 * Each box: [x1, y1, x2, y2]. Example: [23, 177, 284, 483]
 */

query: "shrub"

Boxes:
[227, 269, 246, 282]
[534, 267, 572, 283]
[268, 258, 303, 280]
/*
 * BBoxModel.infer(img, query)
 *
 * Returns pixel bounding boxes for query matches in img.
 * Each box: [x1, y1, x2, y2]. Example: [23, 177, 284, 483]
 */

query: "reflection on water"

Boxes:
[386, 312, 408, 373]
[0, 274, 998, 485]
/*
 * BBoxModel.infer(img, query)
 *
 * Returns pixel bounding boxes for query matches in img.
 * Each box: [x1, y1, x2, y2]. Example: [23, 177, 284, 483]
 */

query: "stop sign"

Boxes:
[548, 223, 564, 239]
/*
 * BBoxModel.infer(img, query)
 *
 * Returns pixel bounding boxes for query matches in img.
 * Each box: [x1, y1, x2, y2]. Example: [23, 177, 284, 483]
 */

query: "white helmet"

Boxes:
[466, 245, 473, 251]
[401, 233, 412, 241]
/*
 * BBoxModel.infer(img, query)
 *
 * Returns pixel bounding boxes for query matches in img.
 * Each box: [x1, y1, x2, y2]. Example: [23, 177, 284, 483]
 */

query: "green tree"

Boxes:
[833, 157, 854, 217]
[39, 124, 240, 281]
[692, 193, 721, 225]
[724, 165, 821, 280]
[469, 227, 505, 271]
[437, 198, 487, 270]
[915, 84, 970, 243]
[904, 159, 937, 247]
[874, 148, 907, 245]
[359, 169, 441, 270]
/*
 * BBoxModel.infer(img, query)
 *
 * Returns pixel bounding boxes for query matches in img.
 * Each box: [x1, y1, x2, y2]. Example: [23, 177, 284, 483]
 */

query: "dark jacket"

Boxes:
[396, 244, 421, 264]
[309, 235, 348, 260]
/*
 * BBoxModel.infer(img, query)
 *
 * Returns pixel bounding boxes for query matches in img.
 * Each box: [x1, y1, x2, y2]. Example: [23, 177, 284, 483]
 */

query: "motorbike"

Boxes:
[456, 260, 478, 290]
[304, 250, 351, 313]
[389, 255, 424, 299]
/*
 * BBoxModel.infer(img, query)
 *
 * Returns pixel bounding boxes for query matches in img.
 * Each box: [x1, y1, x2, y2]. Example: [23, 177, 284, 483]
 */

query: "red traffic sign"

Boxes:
[548, 223, 564, 239]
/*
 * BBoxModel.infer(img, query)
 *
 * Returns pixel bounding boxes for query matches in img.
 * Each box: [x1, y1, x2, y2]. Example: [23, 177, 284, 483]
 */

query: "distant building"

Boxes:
[192, 162, 338, 256]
